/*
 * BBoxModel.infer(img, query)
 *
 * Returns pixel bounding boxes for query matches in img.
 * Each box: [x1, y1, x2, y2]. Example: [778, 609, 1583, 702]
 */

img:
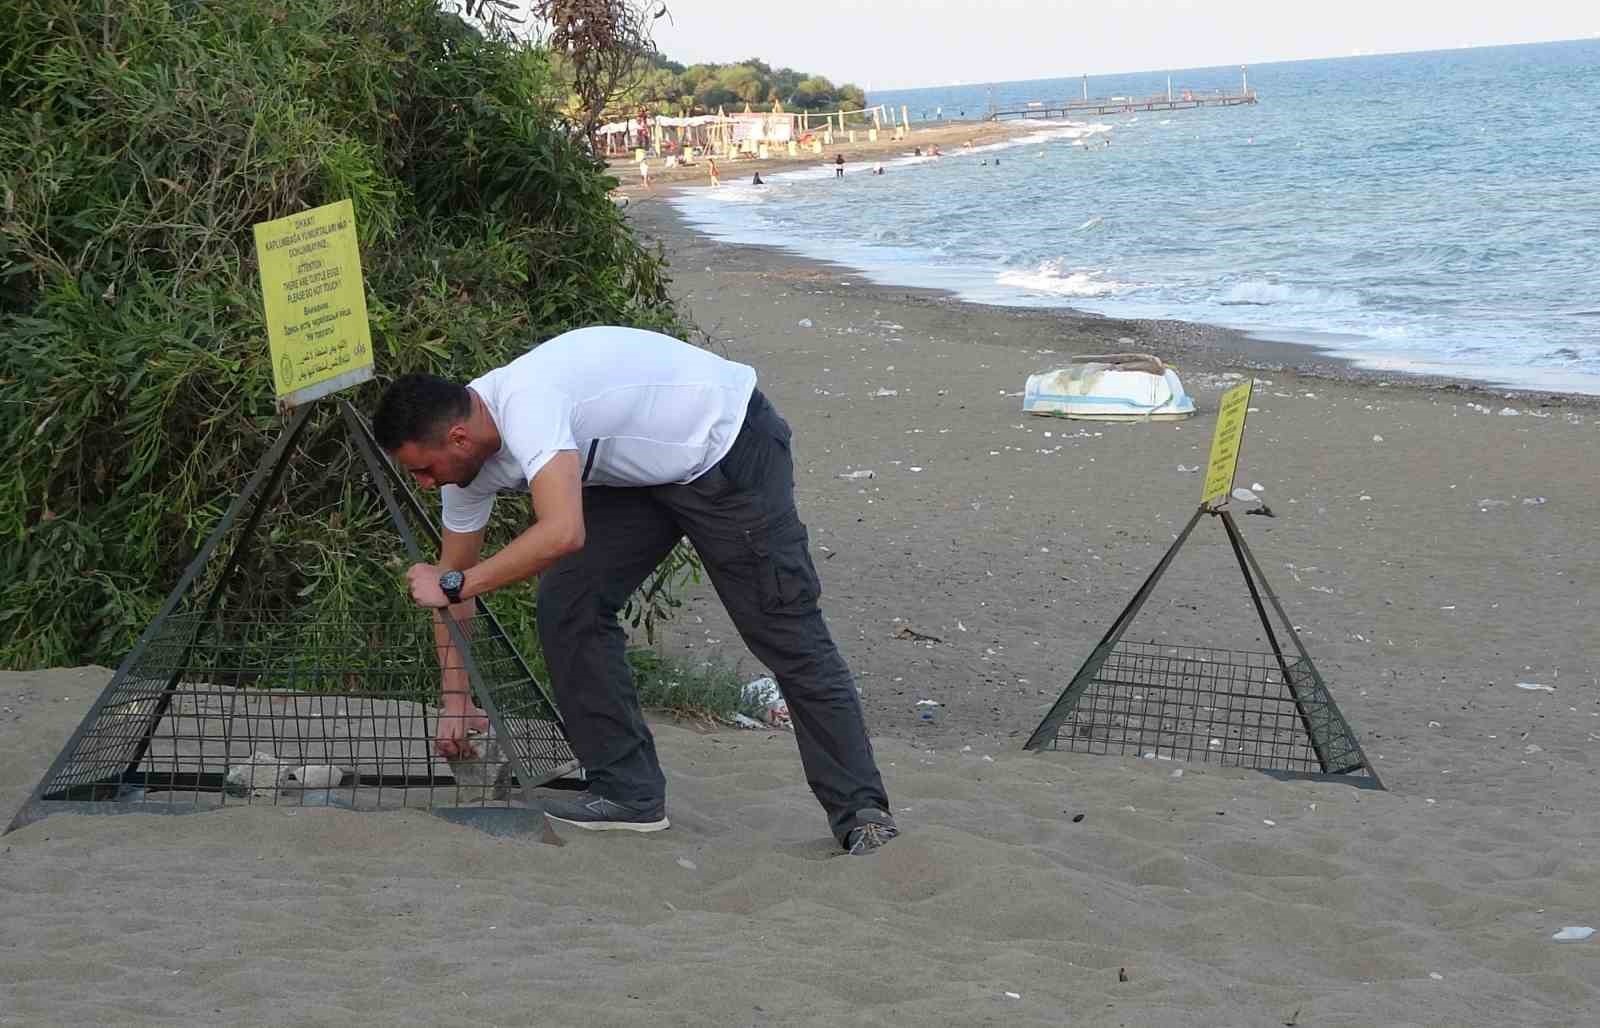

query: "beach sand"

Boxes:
[609, 120, 1030, 192]
[4, 198, 1598, 1025]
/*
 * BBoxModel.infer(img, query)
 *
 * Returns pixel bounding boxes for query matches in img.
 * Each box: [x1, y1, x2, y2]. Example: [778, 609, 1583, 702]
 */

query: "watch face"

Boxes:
[440, 570, 465, 595]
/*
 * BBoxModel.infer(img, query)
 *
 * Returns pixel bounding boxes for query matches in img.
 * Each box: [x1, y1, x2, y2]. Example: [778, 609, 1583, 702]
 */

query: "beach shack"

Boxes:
[597, 113, 735, 158]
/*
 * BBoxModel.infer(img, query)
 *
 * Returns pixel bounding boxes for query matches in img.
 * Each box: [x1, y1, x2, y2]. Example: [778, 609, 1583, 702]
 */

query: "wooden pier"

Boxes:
[988, 89, 1257, 120]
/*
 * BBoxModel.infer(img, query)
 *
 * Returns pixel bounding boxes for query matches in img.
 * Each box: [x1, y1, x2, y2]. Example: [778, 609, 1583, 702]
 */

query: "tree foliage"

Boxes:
[0, 0, 689, 668]
[614, 56, 868, 117]
[503, 0, 669, 141]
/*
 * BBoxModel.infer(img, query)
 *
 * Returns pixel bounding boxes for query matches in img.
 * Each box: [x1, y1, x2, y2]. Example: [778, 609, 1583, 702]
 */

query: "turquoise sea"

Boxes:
[671, 39, 1600, 394]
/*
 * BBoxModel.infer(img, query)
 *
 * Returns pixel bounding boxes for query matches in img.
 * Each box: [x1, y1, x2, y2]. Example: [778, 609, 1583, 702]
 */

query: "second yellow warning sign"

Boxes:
[1201, 381, 1253, 507]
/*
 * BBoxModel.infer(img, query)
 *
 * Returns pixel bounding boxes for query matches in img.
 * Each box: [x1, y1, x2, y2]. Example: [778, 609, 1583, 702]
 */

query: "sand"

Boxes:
[4, 197, 1599, 1025]
[610, 120, 1030, 193]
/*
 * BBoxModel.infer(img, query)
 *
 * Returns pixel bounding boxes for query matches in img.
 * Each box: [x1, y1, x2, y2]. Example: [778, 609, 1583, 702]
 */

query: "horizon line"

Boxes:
[846, 33, 1596, 95]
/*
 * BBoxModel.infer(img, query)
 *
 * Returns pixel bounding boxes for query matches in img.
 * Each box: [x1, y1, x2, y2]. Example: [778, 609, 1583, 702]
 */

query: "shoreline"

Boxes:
[638, 182, 1600, 408]
[626, 193, 1597, 750]
[607, 119, 1032, 190]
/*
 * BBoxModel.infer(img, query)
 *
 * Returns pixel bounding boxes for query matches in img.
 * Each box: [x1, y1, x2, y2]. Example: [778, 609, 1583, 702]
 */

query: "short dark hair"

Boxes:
[372, 374, 472, 450]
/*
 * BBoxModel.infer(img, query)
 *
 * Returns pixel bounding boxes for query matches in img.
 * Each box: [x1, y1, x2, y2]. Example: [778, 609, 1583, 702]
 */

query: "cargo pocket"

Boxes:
[769, 413, 793, 450]
[747, 510, 820, 616]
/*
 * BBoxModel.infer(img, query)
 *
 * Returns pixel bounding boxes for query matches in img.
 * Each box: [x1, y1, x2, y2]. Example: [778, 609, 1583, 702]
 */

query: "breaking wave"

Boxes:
[997, 260, 1128, 297]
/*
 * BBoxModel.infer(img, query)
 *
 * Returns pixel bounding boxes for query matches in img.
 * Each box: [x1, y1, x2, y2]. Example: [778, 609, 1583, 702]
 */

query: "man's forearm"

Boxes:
[460, 520, 582, 600]
[432, 602, 476, 700]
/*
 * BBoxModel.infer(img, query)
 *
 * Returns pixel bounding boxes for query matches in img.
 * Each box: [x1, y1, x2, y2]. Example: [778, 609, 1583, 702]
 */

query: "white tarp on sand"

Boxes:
[1023, 353, 1196, 421]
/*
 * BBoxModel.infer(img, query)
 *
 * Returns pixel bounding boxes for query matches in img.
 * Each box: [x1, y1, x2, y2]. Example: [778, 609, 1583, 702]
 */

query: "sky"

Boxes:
[645, 0, 1597, 91]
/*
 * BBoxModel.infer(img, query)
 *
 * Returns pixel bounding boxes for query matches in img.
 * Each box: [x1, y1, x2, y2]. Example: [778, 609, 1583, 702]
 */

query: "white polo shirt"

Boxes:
[440, 326, 757, 533]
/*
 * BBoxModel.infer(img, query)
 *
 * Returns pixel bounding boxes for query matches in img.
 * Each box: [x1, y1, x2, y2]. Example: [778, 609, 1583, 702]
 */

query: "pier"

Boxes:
[988, 89, 1256, 120]
[987, 67, 1258, 120]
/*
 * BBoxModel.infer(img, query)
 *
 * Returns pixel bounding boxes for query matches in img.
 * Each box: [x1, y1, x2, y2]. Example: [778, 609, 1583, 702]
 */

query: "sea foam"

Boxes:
[997, 260, 1128, 297]
[1218, 281, 1359, 308]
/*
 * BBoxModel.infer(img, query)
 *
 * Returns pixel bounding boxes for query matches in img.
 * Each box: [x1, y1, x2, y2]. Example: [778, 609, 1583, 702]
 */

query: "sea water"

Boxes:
[671, 39, 1600, 394]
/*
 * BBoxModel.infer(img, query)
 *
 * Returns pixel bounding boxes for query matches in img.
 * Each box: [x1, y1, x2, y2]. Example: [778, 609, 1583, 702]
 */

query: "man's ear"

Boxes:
[445, 420, 472, 450]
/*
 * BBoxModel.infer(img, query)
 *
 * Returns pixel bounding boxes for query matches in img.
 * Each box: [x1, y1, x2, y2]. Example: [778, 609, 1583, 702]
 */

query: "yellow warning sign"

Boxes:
[1201, 381, 1253, 506]
[253, 199, 373, 409]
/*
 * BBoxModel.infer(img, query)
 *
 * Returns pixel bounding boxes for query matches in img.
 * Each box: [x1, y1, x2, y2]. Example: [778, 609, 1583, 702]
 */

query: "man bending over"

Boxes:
[372, 326, 897, 854]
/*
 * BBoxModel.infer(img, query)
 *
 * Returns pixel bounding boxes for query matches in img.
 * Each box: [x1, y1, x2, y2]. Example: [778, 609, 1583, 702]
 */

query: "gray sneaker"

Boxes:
[843, 809, 899, 854]
[541, 791, 670, 832]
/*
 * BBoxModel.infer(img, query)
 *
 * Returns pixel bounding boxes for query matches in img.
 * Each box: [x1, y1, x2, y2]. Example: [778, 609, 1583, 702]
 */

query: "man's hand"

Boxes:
[436, 695, 490, 760]
[405, 563, 448, 608]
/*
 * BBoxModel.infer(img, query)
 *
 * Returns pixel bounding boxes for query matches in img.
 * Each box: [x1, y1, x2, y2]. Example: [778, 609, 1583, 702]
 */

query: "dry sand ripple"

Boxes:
[4, 669, 1597, 1025]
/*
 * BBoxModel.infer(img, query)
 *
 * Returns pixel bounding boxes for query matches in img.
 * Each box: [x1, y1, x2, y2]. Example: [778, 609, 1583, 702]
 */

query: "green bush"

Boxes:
[0, 0, 689, 668]
[628, 648, 759, 722]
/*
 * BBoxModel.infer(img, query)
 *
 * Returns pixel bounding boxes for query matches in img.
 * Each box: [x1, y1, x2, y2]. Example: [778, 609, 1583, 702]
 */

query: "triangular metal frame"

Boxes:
[1022, 505, 1383, 789]
[8, 398, 580, 832]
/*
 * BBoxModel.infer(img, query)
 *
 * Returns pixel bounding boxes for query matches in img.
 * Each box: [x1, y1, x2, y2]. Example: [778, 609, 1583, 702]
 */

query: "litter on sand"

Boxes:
[223, 752, 346, 796]
[1552, 927, 1595, 942]
[223, 751, 289, 795]
[1022, 354, 1195, 421]
[741, 676, 791, 727]
[1516, 682, 1556, 692]
[282, 764, 344, 789]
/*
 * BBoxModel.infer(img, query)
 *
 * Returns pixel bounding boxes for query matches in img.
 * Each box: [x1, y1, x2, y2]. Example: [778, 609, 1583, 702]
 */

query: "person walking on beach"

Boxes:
[638, 157, 651, 190]
[373, 326, 898, 855]
[834, 153, 845, 178]
[708, 156, 720, 188]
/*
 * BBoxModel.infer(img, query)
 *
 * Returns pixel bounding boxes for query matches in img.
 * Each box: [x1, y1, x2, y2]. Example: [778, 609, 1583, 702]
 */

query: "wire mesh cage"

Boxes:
[32, 608, 576, 815]
[1024, 508, 1381, 788]
[9, 400, 581, 831]
[1039, 641, 1369, 778]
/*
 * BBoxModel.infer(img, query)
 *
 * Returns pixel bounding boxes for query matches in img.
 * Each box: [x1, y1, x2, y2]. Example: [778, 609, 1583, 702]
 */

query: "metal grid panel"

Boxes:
[1047, 641, 1372, 778]
[36, 609, 575, 812]
[9, 402, 584, 833]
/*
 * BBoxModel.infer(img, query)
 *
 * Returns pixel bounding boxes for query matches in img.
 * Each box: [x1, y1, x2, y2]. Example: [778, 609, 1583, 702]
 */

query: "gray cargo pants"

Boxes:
[536, 389, 891, 842]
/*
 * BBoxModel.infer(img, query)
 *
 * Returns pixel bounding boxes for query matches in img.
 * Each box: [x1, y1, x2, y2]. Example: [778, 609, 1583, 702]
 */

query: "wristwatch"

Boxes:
[438, 569, 465, 605]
